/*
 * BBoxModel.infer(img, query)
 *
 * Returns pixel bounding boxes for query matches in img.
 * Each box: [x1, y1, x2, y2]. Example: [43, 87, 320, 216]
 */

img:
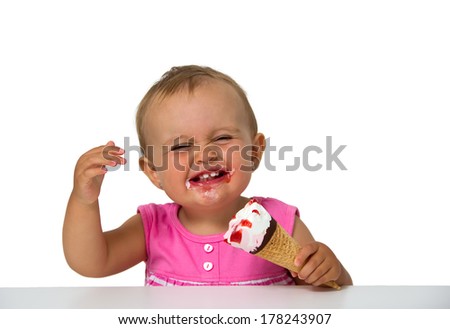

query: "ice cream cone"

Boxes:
[253, 221, 341, 290]
[224, 198, 341, 290]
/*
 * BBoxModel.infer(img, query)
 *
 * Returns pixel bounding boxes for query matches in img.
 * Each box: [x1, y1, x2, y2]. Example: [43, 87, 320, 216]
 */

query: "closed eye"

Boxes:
[170, 144, 192, 151]
[214, 135, 233, 143]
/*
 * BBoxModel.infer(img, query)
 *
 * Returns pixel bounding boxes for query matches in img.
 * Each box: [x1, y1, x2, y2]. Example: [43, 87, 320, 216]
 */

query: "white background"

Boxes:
[0, 0, 449, 287]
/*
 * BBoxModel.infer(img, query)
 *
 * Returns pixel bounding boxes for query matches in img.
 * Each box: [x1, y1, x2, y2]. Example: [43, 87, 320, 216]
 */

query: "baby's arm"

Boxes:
[291, 216, 353, 286]
[63, 142, 146, 277]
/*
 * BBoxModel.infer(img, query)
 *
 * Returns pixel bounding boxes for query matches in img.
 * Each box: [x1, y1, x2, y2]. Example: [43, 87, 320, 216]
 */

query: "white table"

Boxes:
[1, 286, 449, 309]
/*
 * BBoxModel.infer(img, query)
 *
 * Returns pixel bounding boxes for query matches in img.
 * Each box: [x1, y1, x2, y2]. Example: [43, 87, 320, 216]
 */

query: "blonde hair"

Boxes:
[136, 65, 258, 156]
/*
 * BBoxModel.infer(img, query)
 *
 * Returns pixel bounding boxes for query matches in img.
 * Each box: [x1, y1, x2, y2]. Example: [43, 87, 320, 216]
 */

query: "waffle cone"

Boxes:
[254, 223, 341, 290]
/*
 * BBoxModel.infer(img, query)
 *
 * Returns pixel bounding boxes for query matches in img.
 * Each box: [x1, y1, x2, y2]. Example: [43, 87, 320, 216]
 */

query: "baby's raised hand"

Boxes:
[291, 241, 342, 287]
[72, 141, 126, 205]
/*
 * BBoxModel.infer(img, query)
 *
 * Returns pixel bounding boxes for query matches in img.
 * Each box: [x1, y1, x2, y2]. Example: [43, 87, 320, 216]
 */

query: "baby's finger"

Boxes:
[294, 242, 319, 269]
[303, 261, 330, 286]
[297, 252, 325, 281]
[76, 157, 113, 179]
[79, 141, 115, 156]
[77, 151, 117, 171]
[101, 144, 126, 165]
[80, 166, 108, 180]
[77, 143, 125, 169]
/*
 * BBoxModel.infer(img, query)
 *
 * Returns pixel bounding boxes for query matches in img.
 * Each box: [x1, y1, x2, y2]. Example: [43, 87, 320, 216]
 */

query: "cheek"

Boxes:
[149, 151, 168, 171]
[232, 167, 253, 191]
[167, 152, 191, 173]
[226, 144, 253, 172]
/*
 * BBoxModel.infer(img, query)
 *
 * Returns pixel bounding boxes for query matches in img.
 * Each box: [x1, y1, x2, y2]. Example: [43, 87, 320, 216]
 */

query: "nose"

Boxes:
[193, 143, 223, 167]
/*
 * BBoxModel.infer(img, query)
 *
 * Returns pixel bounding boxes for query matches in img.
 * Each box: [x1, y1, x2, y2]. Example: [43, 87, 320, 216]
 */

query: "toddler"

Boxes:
[63, 65, 352, 287]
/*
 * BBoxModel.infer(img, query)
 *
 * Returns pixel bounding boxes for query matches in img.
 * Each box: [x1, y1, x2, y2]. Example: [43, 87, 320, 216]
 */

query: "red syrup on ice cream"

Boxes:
[230, 230, 242, 243]
[224, 199, 277, 253]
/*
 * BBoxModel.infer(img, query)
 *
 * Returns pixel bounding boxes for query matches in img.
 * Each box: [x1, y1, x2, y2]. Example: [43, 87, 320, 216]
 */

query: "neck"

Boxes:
[178, 196, 249, 235]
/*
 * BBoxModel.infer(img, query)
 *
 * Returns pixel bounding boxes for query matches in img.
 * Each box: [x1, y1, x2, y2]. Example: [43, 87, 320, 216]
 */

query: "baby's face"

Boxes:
[142, 80, 262, 209]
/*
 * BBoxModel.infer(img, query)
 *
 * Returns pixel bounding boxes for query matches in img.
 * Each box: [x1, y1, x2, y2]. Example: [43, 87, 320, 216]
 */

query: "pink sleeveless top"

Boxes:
[138, 196, 299, 286]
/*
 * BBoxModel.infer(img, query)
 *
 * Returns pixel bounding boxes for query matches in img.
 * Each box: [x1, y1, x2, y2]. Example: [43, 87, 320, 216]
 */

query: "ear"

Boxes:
[139, 156, 164, 190]
[251, 132, 266, 171]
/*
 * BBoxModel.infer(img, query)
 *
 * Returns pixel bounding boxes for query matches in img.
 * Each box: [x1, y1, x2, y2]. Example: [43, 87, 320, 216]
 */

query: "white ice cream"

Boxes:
[223, 199, 271, 253]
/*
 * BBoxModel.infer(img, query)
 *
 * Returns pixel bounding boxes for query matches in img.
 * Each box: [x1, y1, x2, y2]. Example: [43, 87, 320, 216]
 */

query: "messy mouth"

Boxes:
[185, 169, 235, 189]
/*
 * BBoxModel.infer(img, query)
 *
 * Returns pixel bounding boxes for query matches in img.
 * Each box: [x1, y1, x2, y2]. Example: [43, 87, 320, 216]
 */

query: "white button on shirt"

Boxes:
[203, 262, 213, 271]
[204, 244, 214, 253]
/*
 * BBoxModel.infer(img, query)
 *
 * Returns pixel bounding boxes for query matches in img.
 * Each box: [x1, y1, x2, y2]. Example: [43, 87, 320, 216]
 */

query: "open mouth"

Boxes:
[186, 169, 234, 189]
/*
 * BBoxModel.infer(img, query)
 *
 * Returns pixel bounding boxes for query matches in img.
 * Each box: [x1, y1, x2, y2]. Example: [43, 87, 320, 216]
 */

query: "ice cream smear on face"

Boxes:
[223, 199, 273, 253]
[185, 168, 235, 190]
